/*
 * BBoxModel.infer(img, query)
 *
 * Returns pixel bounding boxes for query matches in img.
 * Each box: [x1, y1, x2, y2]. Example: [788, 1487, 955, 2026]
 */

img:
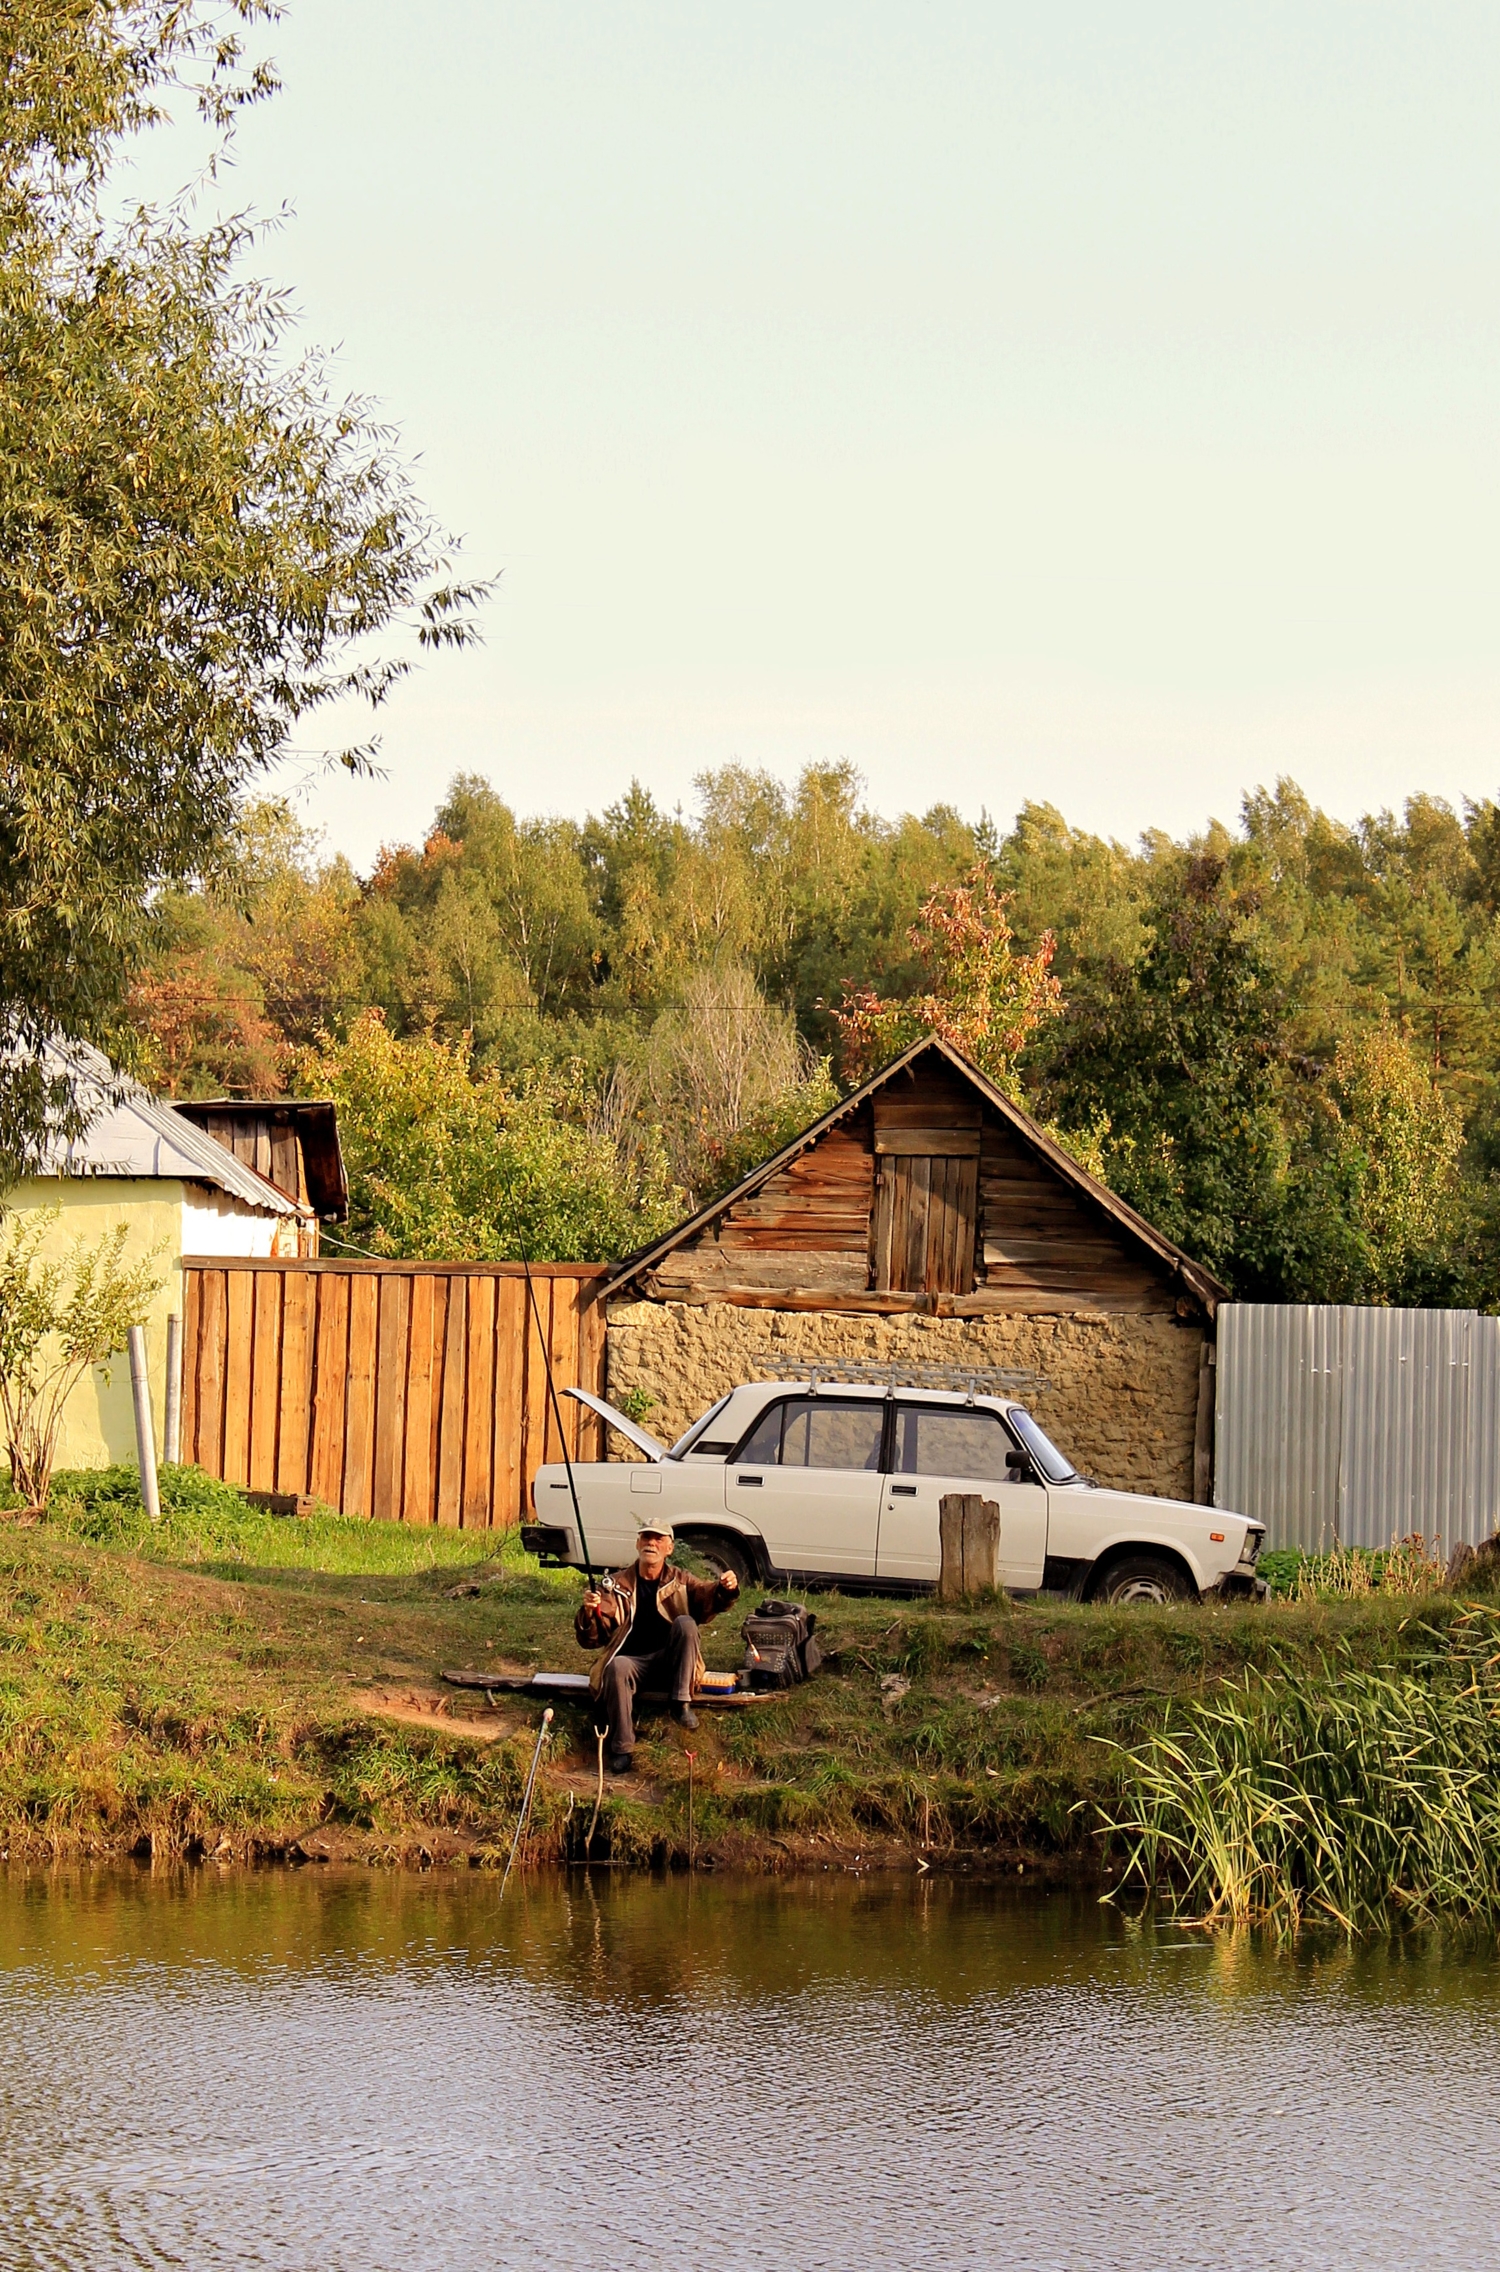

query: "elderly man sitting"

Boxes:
[574, 1523, 740, 1773]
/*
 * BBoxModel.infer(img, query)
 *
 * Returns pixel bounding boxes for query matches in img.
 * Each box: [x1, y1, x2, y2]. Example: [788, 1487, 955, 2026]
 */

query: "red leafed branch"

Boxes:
[832, 869, 1062, 1094]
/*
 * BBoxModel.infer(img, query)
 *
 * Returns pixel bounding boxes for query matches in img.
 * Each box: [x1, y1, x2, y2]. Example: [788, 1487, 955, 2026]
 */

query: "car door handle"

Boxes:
[890, 1484, 917, 1497]
[735, 1474, 763, 1487]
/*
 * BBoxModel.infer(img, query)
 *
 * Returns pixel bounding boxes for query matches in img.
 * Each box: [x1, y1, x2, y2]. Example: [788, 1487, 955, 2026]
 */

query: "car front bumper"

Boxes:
[1208, 1568, 1269, 1603]
[521, 1522, 577, 1567]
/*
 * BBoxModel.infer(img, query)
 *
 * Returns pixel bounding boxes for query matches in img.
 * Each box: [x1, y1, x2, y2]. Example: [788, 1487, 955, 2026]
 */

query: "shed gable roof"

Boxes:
[609, 1034, 1227, 1315]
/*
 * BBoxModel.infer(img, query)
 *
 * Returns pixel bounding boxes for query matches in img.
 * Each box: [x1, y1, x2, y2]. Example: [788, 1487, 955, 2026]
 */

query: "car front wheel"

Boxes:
[676, 1529, 756, 1590]
[1094, 1553, 1196, 1606]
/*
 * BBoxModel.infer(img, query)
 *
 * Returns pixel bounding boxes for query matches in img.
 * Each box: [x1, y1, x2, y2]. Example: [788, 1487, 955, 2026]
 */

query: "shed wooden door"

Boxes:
[872, 1152, 980, 1293]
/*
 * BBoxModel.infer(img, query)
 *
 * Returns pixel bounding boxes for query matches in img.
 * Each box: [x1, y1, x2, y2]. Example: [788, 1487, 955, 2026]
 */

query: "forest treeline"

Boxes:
[126, 763, 1500, 1304]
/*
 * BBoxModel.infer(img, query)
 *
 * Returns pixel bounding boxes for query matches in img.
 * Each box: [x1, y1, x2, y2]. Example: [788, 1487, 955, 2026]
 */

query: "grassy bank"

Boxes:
[2, 1468, 1498, 1924]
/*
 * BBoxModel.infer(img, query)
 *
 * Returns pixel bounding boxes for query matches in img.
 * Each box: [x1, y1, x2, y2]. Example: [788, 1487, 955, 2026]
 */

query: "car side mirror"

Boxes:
[1005, 1452, 1033, 1484]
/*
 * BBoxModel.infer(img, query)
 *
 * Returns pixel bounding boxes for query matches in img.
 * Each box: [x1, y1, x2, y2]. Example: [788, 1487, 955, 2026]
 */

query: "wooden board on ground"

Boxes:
[438, 1668, 766, 1708]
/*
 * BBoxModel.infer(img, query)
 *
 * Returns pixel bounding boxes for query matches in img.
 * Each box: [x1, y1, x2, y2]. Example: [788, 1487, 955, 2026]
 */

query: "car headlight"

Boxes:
[1238, 1528, 1265, 1566]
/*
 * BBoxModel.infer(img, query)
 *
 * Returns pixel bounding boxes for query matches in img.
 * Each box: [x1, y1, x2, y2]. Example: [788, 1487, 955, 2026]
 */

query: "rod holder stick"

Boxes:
[163, 1312, 182, 1467]
[501, 1707, 554, 1897]
[127, 1326, 162, 1522]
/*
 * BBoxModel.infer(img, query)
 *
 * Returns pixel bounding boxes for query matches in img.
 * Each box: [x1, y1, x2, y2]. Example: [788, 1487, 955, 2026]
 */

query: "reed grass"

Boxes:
[1100, 1608, 1500, 1931]
[1262, 1535, 1452, 1602]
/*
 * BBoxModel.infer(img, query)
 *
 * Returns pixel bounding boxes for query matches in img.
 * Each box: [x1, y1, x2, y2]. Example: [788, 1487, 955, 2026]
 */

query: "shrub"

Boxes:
[0, 1211, 163, 1509]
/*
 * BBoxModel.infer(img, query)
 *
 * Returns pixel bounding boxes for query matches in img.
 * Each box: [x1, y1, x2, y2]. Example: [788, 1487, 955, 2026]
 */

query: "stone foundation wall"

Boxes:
[605, 1301, 1208, 1502]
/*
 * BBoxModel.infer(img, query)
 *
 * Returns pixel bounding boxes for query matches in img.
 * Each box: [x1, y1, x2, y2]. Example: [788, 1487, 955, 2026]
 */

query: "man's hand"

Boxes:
[581, 1588, 605, 1613]
[720, 1570, 739, 1593]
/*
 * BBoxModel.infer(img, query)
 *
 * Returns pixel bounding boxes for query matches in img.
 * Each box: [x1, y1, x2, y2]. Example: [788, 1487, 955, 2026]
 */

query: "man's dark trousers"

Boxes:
[598, 1614, 699, 1755]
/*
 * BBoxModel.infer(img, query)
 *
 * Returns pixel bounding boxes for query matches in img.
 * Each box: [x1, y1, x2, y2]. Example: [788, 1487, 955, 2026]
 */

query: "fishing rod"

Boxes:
[522, 1253, 601, 1591]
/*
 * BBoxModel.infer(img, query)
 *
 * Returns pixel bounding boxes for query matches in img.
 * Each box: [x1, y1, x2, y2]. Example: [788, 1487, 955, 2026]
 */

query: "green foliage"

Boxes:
[0, 1211, 163, 1507]
[126, 800, 364, 1096]
[1045, 852, 1289, 1285]
[0, 0, 483, 1175]
[1042, 834, 1476, 1300]
[122, 754, 1500, 1295]
[299, 1011, 682, 1262]
[627, 963, 838, 1201]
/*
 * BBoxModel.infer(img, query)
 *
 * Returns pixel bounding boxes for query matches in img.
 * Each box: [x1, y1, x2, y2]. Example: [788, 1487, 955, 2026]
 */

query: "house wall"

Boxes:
[181, 1185, 292, 1259]
[605, 1297, 1207, 1501]
[2, 1177, 186, 1476]
[3, 1176, 297, 1481]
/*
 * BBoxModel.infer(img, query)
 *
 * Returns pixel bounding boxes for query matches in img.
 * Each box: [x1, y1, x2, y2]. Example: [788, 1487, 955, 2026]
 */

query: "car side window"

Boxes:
[735, 1397, 885, 1471]
[734, 1401, 790, 1465]
[893, 1405, 1014, 1480]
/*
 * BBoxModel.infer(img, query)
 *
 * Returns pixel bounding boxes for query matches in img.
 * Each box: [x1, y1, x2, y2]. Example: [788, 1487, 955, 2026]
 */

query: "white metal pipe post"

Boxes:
[163, 1312, 182, 1467]
[127, 1325, 162, 1521]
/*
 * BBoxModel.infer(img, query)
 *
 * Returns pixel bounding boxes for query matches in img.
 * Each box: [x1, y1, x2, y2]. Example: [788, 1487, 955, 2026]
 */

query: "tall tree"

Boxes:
[0, 1, 482, 1174]
[1047, 853, 1288, 1287]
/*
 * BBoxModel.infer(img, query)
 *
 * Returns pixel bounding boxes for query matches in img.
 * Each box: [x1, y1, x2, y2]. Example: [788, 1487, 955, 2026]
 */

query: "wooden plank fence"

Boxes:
[180, 1259, 609, 1527]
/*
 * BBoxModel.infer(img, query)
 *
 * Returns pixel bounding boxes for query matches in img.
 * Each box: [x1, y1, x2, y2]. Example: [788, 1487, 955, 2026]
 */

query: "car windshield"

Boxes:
[1006, 1405, 1077, 1483]
[669, 1393, 734, 1458]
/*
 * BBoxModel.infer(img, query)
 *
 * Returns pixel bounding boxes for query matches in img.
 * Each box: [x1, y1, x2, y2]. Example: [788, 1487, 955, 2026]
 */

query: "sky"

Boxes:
[131, 1, 1500, 869]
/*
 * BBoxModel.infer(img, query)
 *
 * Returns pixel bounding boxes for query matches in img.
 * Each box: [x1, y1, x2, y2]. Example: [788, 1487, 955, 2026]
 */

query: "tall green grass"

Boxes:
[1101, 1607, 1500, 1931]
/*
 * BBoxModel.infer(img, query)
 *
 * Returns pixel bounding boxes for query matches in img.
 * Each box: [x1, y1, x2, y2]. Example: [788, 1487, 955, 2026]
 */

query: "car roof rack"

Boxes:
[747, 1353, 1051, 1402]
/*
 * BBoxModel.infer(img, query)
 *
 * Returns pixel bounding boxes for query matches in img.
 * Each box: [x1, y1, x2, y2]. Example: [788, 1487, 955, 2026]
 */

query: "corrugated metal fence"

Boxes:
[181, 1258, 607, 1528]
[1216, 1303, 1500, 1549]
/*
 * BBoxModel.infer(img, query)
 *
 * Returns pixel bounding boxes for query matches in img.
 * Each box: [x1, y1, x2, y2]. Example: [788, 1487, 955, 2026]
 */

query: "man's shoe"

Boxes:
[672, 1703, 699, 1731]
[607, 1750, 633, 1774]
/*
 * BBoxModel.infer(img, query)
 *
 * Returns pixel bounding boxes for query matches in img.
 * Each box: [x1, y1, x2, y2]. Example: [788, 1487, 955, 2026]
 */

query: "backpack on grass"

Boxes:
[743, 1599, 822, 1689]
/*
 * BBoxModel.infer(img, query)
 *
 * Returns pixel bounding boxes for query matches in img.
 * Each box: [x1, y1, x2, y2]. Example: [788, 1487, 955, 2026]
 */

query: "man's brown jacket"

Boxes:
[573, 1562, 739, 1692]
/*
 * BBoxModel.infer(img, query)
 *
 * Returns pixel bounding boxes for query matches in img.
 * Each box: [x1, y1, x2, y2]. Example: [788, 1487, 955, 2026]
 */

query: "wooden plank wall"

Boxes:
[976, 1122, 1170, 1314]
[197, 1112, 309, 1207]
[642, 1054, 1187, 1316]
[652, 1116, 875, 1295]
[180, 1260, 608, 1526]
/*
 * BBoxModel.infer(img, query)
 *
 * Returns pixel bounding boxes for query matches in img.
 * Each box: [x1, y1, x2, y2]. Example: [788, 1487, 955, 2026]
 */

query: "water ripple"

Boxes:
[0, 1872, 1496, 2271]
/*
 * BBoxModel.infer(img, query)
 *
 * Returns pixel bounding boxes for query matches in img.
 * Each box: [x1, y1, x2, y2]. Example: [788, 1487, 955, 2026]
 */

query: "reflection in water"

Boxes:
[0, 1867, 1498, 2269]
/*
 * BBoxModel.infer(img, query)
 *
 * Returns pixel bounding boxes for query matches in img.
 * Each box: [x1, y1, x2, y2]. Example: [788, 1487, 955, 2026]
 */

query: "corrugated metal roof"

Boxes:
[25, 1041, 306, 1219]
[1217, 1302, 1500, 1550]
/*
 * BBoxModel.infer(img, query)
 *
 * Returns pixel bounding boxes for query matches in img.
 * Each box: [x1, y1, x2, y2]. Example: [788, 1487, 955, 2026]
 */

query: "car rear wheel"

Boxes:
[1095, 1553, 1196, 1606]
[676, 1529, 756, 1589]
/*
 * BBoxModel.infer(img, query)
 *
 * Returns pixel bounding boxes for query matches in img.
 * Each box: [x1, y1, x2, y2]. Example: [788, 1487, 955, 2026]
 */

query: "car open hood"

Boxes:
[562, 1385, 669, 1462]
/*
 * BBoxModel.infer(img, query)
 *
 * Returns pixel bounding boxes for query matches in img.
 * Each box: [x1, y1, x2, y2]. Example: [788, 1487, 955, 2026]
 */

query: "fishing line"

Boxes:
[522, 1255, 598, 1587]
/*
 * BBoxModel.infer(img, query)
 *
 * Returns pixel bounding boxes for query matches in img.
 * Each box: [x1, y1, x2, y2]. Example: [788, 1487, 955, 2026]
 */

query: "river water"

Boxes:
[1, 1867, 1498, 2271]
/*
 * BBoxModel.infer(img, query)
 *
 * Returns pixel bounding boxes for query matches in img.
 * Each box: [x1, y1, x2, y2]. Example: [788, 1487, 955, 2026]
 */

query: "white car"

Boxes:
[524, 1377, 1266, 1605]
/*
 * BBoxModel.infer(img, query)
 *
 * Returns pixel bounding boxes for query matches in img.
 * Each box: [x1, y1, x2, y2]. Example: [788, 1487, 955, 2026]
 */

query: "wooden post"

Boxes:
[938, 1492, 1000, 1599]
[1193, 1339, 1216, 1506]
[127, 1325, 162, 1522]
[163, 1312, 182, 1466]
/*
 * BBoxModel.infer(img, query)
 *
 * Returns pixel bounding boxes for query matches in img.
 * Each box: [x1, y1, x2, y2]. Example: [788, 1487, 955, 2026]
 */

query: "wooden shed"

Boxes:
[175, 1099, 348, 1241]
[604, 1037, 1227, 1502]
[611, 1036, 1222, 1318]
